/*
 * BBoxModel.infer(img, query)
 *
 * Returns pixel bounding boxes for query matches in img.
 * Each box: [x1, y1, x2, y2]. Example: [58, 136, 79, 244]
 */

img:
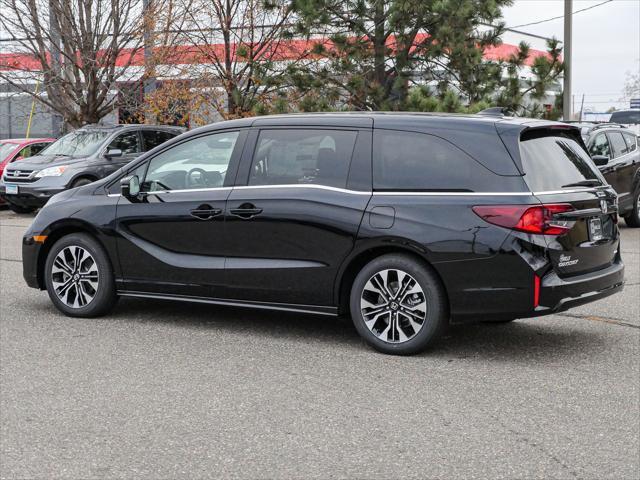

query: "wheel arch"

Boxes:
[69, 174, 99, 187]
[36, 219, 112, 289]
[334, 242, 450, 316]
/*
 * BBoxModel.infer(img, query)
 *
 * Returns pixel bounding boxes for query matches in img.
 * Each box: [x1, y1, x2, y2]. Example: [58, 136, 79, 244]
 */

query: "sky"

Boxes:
[501, 0, 640, 113]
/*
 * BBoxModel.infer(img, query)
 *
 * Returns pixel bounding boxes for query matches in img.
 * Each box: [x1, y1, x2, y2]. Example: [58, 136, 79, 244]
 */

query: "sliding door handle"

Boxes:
[230, 204, 263, 219]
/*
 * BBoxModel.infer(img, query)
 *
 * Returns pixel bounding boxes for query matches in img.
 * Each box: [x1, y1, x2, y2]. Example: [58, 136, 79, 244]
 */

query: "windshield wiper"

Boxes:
[561, 179, 602, 188]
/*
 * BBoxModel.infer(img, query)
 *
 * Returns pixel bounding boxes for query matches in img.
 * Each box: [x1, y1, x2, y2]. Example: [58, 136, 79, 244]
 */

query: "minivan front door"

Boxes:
[224, 128, 372, 308]
[115, 130, 246, 298]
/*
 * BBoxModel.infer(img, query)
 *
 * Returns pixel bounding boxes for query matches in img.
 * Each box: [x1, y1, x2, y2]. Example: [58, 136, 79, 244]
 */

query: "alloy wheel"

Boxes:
[51, 246, 99, 308]
[360, 269, 427, 343]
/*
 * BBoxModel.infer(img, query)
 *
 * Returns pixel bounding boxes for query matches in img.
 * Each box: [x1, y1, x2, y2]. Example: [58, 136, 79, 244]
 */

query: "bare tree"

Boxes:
[0, 0, 167, 127]
[174, 0, 302, 119]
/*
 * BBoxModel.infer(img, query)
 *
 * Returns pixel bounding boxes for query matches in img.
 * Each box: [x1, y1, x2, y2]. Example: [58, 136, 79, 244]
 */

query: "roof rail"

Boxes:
[478, 107, 508, 117]
[590, 123, 626, 131]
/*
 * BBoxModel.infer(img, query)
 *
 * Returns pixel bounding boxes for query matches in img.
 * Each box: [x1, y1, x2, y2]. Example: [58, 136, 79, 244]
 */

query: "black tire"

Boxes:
[622, 189, 640, 228]
[8, 203, 36, 214]
[350, 254, 448, 355]
[70, 177, 95, 188]
[44, 233, 117, 317]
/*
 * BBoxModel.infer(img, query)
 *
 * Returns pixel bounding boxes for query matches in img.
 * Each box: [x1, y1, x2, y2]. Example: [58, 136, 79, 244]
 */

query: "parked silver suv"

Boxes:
[0, 124, 182, 213]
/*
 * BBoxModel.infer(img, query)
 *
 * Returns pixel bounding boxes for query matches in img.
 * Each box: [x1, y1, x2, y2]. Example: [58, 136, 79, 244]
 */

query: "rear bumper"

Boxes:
[449, 257, 625, 324]
[537, 259, 625, 314]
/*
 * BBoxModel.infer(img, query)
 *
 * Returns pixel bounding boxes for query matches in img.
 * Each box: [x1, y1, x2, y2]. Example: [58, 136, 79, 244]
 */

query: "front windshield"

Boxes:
[0, 143, 19, 162]
[41, 130, 111, 157]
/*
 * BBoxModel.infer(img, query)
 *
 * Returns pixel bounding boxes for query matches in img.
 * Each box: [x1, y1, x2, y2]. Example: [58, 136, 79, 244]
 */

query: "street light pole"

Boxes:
[563, 0, 572, 121]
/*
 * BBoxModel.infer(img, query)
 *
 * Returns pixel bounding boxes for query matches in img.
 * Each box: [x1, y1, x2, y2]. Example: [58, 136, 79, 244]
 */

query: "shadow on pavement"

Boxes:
[78, 296, 609, 361]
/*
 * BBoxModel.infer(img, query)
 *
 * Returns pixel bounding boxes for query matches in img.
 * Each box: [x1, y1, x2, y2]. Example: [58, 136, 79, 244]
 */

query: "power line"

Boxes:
[509, 0, 613, 29]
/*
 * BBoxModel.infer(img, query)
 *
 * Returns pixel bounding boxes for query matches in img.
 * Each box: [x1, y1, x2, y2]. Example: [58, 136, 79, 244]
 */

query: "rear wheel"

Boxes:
[44, 233, 117, 317]
[623, 189, 640, 228]
[350, 254, 447, 355]
[8, 203, 35, 214]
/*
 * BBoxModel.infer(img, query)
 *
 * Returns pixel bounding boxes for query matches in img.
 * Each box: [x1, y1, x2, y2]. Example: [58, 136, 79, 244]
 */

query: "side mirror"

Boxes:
[105, 148, 123, 159]
[121, 175, 140, 198]
[592, 155, 609, 166]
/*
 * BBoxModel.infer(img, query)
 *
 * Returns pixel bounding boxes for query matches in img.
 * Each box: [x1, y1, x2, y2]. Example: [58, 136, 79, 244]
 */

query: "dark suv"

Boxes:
[0, 124, 182, 213]
[21, 114, 624, 355]
[578, 123, 640, 227]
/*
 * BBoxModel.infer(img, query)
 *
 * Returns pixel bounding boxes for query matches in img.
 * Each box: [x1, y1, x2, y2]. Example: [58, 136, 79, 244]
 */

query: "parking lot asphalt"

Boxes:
[0, 209, 638, 479]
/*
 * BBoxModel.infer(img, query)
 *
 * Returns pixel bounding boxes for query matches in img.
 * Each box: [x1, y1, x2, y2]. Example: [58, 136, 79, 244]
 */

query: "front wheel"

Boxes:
[622, 189, 640, 228]
[350, 254, 448, 355]
[44, 233, 117, 317]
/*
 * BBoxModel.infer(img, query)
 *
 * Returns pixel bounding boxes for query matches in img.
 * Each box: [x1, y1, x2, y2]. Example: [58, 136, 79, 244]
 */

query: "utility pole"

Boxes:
[563, 0, 572, 121]
[142, 0, 156, 123]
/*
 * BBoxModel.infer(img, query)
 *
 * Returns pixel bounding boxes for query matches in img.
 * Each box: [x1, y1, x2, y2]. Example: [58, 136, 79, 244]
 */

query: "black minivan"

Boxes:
[22, 113, 625, 355]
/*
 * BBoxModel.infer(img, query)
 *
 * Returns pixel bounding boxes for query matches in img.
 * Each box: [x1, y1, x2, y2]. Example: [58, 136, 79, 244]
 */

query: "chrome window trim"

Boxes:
[106, 184, 599, 198]
[234, 184, 371, 195]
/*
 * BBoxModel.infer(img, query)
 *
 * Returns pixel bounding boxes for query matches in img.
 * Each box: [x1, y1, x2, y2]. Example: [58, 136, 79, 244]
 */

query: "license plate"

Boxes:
[5, 184, 18, 195]
[589, 217, 603, 241]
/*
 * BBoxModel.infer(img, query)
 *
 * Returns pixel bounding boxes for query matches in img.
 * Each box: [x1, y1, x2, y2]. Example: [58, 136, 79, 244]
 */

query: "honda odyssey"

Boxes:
[22, 113, 625, 355]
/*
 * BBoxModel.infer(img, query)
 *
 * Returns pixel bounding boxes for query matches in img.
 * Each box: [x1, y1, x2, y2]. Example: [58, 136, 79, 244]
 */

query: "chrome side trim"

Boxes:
[373, 191, 533, 196]
[118, 291, 338, 316]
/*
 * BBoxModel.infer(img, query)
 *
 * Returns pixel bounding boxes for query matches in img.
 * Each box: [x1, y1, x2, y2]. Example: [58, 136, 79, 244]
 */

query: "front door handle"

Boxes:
[230, 203, 263, 219]
[190, 205, 222, 220]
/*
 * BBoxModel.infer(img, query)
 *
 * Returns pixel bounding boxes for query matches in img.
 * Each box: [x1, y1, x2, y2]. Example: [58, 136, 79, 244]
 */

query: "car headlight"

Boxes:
[35, 165, 68, 178]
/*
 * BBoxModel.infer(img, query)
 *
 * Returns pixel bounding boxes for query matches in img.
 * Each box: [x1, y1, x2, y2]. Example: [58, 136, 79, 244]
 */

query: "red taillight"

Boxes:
[472, 204, 574, 235]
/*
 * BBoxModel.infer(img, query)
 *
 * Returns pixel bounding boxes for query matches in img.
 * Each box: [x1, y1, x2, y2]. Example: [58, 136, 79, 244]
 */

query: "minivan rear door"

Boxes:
[223, 125, 372, 309]
[518, 127, 620, 278]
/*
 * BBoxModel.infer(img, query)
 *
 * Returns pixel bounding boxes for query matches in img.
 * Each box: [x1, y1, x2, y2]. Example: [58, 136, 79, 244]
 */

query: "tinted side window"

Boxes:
[18, 143, 47, 158]
[142, 130, 178, 152]
[108, 131, 140, 154]
[249, 129, 358, 188]
[608, 132, 629, 158]
[29, 143, 49, 156]
[143, 131, 239, 192]
[373, 130, 498, 191]
[623, 133, 637, 152]
[589, 133, 611, 158]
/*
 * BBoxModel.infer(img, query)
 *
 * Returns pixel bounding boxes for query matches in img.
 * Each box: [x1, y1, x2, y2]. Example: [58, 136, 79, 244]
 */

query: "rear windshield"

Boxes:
[519, 129, 604, 192]
[610, 110, 640, 125]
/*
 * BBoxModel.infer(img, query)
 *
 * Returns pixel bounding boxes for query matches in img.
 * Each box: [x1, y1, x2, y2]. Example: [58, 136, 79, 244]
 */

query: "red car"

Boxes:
[0, 138, 55, 208]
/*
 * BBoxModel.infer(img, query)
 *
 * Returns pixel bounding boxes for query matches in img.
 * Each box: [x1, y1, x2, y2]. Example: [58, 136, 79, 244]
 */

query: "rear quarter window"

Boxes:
[373, 130, 506, 192]
[608, 132, 629, 157]
[520, 129, 604, 191]
[623, 132, 637, 152]
[142, 130, 179, 151]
